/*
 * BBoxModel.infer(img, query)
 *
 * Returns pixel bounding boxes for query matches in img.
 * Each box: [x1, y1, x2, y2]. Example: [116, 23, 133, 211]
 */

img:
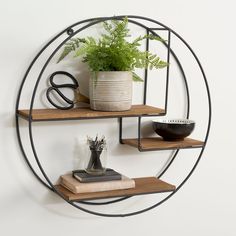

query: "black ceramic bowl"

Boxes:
[152, 119, 195, 141]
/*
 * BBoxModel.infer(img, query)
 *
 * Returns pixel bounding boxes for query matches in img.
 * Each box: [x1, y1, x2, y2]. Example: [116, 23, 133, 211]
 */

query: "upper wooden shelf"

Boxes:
[122, 137, 204, 151]
[17, 105, 165, 122]
[54, 177, 175, 201]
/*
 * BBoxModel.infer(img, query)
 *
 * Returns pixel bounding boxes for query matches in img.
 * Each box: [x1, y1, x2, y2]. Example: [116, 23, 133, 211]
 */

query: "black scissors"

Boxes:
[46, 71, 79, 110]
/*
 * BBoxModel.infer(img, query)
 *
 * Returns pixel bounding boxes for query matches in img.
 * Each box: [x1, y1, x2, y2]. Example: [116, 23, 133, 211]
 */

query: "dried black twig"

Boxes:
[87, 135, 106, 151]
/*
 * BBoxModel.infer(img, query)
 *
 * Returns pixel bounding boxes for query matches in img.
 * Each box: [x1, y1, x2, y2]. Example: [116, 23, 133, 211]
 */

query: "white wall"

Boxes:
[0, 0, 235, 235]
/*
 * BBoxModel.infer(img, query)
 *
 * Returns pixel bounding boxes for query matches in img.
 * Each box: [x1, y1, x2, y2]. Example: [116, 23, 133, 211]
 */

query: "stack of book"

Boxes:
[59, 168, 135, 194]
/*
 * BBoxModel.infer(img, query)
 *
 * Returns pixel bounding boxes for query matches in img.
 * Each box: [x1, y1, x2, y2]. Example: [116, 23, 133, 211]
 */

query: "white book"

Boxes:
[60, 174, 135, 194]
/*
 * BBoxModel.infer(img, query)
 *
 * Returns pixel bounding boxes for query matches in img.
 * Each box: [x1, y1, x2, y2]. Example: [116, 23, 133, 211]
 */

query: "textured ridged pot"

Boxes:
[89, 71, 132, 111]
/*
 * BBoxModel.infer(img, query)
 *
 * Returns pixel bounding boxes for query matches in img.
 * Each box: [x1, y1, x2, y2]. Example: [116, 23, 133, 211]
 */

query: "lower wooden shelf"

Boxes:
[122, 137, 204, 151]
[54, 177, 175, 201]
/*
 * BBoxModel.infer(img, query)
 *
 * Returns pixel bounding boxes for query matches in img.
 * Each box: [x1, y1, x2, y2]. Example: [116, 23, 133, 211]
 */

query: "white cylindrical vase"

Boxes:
[89, 71, 132, 111]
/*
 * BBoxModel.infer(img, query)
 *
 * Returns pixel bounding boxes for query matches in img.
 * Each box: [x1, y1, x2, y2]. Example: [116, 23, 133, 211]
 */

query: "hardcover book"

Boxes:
[72, 168, 122, 183]
[60, 174, 135, 194]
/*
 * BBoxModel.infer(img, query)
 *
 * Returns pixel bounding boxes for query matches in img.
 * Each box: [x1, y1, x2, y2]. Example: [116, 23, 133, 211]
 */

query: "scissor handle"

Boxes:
[46, 87, 74, 110]
[49, 71, 78, 89]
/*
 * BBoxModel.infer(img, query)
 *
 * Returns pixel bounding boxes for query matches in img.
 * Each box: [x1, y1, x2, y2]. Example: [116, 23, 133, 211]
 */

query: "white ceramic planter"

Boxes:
[89, 71, 133, 111]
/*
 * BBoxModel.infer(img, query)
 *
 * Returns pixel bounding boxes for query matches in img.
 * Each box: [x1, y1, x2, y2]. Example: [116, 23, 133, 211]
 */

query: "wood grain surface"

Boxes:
[122, 137, 204, 151]
[54, 177, 175, 201]
[17, 105, 165, 121]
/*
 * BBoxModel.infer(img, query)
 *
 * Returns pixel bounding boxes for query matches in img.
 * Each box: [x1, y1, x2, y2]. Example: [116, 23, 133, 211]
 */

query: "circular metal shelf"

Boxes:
[15, 15, 211, 217]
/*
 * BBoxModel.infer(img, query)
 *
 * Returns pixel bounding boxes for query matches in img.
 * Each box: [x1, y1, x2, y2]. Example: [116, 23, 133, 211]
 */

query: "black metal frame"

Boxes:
[15, 15, 211, 217]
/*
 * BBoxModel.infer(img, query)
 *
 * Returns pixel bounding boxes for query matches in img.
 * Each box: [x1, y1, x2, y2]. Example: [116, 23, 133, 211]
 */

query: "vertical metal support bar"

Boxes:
[138, 117, 142, 150]
[119, 118, 123, 144]
[164, 30, 171, 112]
[143, 29, 150, 105]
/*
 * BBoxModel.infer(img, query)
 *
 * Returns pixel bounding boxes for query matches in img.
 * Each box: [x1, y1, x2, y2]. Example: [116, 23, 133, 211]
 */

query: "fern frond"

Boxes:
[103, 21, 113, 34]
[148, 34, 166, 42]
[155, 60, 169, 68]
[147, 54, 169, 69]
[57, 38, 85, 63]
[75, 45, 87, 57]
[132, 72, 144, 82]
[57, 45, 74, 63]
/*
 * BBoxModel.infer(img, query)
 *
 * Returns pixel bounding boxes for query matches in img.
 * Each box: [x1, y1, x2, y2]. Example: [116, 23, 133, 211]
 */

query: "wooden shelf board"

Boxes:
[122, 137, 204, 151]
[54, 177, 175, 201]
[17, 105, 165, 121]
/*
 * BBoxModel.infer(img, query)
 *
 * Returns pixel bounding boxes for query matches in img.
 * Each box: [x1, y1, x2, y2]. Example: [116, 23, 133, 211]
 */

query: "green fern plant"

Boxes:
[58, 17, 168, 81]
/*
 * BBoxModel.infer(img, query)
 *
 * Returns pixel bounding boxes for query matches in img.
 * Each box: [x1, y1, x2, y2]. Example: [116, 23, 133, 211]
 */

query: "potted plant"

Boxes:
[58, 17, 168, 111]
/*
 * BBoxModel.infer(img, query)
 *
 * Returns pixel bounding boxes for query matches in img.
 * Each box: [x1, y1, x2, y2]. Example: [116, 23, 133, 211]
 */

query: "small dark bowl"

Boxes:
[152, 119, 195, 141]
